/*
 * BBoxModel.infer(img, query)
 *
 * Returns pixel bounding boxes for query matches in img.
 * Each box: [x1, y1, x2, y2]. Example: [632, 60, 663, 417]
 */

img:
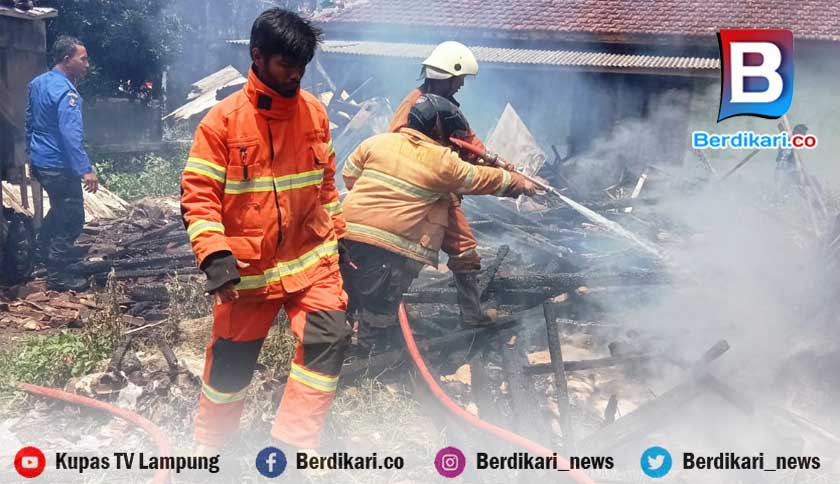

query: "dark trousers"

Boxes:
[32, 167, 84, 268]
[340, 240, 423, 351]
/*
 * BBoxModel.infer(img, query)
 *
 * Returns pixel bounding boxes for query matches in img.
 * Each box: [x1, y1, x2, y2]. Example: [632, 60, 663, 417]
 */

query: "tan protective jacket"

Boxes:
[341, 128, 527, 266]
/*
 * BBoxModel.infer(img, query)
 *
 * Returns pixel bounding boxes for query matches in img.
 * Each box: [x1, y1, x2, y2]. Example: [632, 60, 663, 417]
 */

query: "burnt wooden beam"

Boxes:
[120, 221, 182, 246]
[126, 284, 171, 303]
[544, 302, 576, 454]
[578, 340, 730, 455]
[403, 287, 555, 305]
[470, 220, 571, 264]
[340, 317, 521, 385]
[68, 254, 196, 275]
[500, 328, 547, 446]
[467, 333, 504, 427]
[404, 271, 672, 305]
[479, 244, 510, 300]
[523, 355, 653, 376]
[93, 267, 200, 282]
[491, 271, 671, 290]
[666, 354, 754, 415]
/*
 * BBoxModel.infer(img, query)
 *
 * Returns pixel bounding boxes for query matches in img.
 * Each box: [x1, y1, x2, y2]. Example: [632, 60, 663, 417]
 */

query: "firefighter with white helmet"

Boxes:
[421, 41, 480, 80]
[349, 41, 501, 353]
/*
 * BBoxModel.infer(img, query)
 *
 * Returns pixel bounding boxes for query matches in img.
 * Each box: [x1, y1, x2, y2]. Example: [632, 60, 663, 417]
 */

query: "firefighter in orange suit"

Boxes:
[342, 94, 539, 352]
[181, 9, 351, 452]
[389, 41, 500, 327]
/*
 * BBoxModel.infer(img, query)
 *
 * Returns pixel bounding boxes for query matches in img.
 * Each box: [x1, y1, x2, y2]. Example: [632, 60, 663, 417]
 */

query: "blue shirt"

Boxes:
[25, 67, 92, 176]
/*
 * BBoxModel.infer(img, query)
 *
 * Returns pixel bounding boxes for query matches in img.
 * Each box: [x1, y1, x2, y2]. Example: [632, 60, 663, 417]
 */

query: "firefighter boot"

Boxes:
[355, 321, 391, 356]
[453, 271, 497, 328]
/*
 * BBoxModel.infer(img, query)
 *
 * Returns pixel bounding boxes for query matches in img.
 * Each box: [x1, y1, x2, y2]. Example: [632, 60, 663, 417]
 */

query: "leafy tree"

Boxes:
[37, 0, 313, 102]
[39, 0, 185, 98]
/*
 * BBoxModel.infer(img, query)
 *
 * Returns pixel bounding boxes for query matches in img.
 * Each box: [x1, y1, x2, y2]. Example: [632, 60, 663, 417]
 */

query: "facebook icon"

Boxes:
[256, 447, 287, 478]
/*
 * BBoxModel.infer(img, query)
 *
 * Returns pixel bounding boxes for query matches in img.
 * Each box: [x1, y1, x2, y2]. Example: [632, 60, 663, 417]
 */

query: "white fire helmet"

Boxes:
[422, 41, 479, 80]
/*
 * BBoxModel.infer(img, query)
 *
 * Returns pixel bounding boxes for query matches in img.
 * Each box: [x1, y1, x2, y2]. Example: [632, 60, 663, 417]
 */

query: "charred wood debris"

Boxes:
[2, 75, 838, 458]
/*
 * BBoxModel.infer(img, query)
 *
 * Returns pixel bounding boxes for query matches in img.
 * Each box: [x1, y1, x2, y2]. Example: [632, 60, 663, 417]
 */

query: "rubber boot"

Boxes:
[453, 271, 497, 328]
[355, 321, 400, 356]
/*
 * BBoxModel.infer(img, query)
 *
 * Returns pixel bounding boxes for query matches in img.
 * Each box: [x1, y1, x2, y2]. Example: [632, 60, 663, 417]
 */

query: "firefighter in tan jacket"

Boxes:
[341, 94, 538, 353]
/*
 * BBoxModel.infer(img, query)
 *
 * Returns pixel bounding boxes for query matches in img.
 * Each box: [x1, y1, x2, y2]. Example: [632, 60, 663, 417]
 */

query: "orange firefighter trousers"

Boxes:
[194, 271, 351, 449]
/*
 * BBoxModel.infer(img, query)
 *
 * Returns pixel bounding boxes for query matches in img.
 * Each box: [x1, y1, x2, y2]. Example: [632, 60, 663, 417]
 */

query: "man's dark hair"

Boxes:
[250, 8, 322, 65]
[52, 36, 85, 65]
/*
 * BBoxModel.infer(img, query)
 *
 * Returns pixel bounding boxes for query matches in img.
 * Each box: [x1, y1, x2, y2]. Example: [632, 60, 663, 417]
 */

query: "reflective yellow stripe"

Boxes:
[347, 222, 437, 264]
[201, 381, 248, 404]
[328, 139, 335, 157]
[458, 164, 477, 194]
[274, 169, 324, 191]
[224, 177, 275, 194]
[493, 170, 512, 196]
[184, 157, 226, 183]
[188, 157, 226, 176]
[224, 169, 324, 195]
[360, 169, 441, 202]
[236, 240, 338, 290]
[288, 363, 338, 393]
[342, 158, 363, 178]
[187, 220, 225, 241]
[323, 201, 342, 216]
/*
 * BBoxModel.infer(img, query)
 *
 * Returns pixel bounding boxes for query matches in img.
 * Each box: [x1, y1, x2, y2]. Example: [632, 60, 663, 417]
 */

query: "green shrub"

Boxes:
[0, 275, 125, 409]
[94, 150, 186, 200]
[0, 331, 110, 391]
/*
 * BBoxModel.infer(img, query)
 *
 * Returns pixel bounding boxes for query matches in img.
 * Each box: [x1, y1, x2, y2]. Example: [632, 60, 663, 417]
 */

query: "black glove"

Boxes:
[200, 251, 241, 293]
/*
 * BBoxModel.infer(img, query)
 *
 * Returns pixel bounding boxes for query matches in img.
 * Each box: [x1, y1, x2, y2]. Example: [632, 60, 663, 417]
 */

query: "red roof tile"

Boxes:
[317, 0, 840, 42]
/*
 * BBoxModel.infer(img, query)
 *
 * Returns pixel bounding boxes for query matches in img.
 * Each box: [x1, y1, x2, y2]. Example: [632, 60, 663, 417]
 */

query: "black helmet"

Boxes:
[407, 94, 469, 142]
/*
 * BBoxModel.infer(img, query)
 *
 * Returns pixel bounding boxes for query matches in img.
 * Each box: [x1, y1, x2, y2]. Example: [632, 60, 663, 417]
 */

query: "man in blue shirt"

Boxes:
[25, 36, 98, 290]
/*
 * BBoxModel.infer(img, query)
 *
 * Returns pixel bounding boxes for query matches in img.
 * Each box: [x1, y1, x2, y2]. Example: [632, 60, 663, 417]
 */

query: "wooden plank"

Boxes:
[544, 301, 576, 453]
[524, 354, 652, 376]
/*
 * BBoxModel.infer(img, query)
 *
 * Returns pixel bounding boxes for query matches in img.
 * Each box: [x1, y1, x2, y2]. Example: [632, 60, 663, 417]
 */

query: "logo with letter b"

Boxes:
[718, 29, 794, 121]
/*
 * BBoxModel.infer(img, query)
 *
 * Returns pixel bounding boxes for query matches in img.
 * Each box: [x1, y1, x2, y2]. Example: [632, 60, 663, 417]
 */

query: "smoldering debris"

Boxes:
[1, 62, 840, 484]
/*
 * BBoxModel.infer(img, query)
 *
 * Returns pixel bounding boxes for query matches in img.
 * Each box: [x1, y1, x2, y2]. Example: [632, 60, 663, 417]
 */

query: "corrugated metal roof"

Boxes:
[163, 65, 246, 122]
[227, 39, 720, 72]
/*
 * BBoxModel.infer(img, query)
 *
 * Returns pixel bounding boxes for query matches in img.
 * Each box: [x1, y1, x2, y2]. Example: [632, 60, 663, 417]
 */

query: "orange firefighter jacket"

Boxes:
[341, 128, 526, 267]
[181, 68, 345, 297]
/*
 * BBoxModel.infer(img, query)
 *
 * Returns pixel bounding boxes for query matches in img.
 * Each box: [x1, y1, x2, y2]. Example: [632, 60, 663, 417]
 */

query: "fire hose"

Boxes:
[18, 382, 172, 484]
[397, 302, 597, 484]
[449, 136, 665, 260]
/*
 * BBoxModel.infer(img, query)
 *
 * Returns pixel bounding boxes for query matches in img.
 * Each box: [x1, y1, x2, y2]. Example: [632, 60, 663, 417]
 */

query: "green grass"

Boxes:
[0, 274, 125, 409]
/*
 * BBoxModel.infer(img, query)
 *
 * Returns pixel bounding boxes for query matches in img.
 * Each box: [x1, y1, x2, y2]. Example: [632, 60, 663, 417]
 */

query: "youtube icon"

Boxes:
[14, 446, 46, 479]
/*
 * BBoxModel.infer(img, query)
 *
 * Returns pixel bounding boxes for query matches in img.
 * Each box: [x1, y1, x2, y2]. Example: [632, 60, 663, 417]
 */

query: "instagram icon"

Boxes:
[435, 447, 466, 478]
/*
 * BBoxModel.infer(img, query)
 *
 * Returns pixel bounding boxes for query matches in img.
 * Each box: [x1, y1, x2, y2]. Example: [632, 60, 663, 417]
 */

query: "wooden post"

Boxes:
[17, 165, 29, 210]
[544, 301, 576, 454]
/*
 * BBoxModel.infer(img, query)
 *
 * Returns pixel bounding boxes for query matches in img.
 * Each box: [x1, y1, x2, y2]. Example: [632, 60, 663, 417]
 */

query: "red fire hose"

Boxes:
[18, 382, 172, 484]
[398, 303, 597, 484]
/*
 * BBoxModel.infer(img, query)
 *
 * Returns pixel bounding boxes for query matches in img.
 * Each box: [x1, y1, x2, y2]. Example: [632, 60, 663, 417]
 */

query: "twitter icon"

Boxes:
[641, 446, 673, 478]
